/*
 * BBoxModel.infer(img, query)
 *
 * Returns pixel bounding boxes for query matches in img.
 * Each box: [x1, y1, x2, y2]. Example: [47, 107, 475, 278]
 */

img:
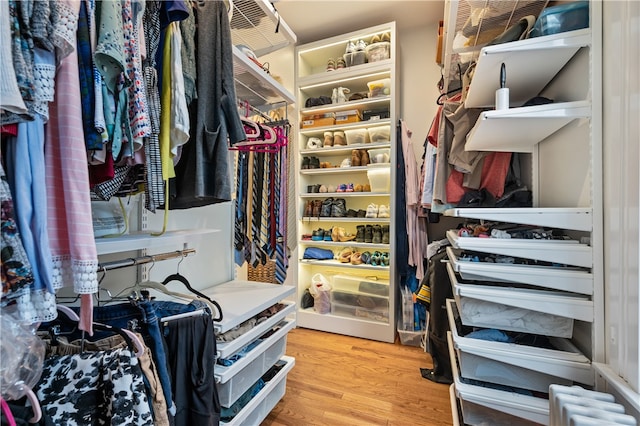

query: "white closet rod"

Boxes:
[97, 248, 196, 272]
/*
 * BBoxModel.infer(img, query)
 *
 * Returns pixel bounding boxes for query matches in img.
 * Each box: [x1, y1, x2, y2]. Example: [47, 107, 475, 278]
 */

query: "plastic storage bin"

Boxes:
[330, 289, 389, 310]
[344, 128, 370, 145]
[365, 42, 390, 62]
[368, 148, 390, 164]
[530, 1, 589, 38]
[331, 302, 389, 323]
[367, 125, 390, 143]
[331, 275, 389, 296]
[367, 78, 391, 98]
[397, 321, 423, 347]
[367, 167, 391, 192]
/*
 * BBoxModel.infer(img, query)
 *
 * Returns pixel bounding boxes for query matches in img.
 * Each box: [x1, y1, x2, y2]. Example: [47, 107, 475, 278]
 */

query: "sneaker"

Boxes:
[356, 39, 367, 51]
[345, 183, 354, 192]
[361, 251, 372, 264]
[336, 184, 347, 192]
[340, 158, 351, 168]
[381, 252, 390, 266]
[378, 204, 390, 218]
[365, 203, 379, 218]
[345, 40, 356, 54]
[324, 229, 333, 241]
[312, 228, 324, 241]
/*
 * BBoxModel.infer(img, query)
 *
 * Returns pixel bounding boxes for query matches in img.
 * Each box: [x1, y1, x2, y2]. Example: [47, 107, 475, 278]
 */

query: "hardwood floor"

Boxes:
[262, 327, 453, 426]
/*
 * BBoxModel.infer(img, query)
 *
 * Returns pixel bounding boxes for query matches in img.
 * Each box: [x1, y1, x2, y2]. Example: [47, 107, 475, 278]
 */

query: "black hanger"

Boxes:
[162, 254, 223, 321]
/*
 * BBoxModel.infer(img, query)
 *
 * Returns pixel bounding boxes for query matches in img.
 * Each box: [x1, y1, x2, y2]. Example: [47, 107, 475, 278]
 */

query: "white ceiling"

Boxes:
[274, 0, 445, 45]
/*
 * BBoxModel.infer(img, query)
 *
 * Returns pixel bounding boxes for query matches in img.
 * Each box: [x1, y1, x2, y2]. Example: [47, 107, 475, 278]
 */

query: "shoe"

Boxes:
[312, 228, 325, 241]
[331, 88, 338, 104]
[361, 251, 372, 265]
[371, 251, 381, 266]
[356, 225, 365, 242]
[345, 40, 356, 54]
[345, 183, 354, 192]
[301, 233, 312, 240]
[351, 252, 362, 265]
[320, 162, 331, 168]
[307, 137, 322, 149]
[334, 131, 346, 146]
[331, 198, 347, 217]
[320, 198, 334, 217]
[381, 32, 391, 42]
[370, 34, 381, 44]
[381, 252, 390, 266]
[323, 131, 334, 147]
[312, 199, 322, 217]
[336, 57, 346, 69]
[364, 225, 373, 243]
[339, 247, 354, 263]
[347, 209, 357, 217]
[356, 39, 367, 51]
[351, 150, 361, 167]
[331, 226, 339, 242]
[354, 184, 363, 192]
[336, 87, 350, 103]
[372, 225, 382, 244]
[327, 184, 336, 193]
[304, 200, 313, 217]
[378, 204, 390, 218]
[309, 157, 320, 169]
[382, 225, 390, 244]
[366, 203, 379, 218]
[359, 149, 370, 166]
[302, 157, 310, 169]
[336, 184, 347, 192]
[356, 209, 366, 218]
[324, 228, 333, 241]
[338, 228, 356, 242]
[340, 158, 351, 168]
[363, 184, 371, 192]
[319, 185, 328, 193]
[327, 58, 335, 71]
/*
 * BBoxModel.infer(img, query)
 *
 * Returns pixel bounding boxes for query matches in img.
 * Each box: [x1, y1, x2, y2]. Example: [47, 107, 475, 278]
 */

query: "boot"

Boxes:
[302, 156, 311, 169]
[320, 198, 334, 217]
[356, 225, 365, 242]
[351, 150, 361, 167]
[324, 131, 334, 147]
[372, 225, 382, 244]
[304, 200, 313, 217]
[359, 149, 370, 166]
[364, 225, 373, 243]
[331, 198, 347, 217]
[334, 131, 346, 146]
[309, 156, 320, 169]
[312, 199, 323, 217]
[382, 225, 390, 244]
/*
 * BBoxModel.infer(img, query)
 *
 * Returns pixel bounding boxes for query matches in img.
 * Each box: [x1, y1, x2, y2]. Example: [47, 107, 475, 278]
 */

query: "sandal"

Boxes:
[351, 252, 363, 265]
[339, 248, 354, 263]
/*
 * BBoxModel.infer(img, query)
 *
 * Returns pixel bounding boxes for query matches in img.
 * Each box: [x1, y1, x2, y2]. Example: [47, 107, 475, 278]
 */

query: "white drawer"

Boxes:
[216, 301, 296, 359]
[447, 229, 592, 268]
[216, 319, 296, 407]
[220, 355, 295, 426]
[447, 246, 593, 295]
[447, 331, 549, 426]
[447, 300, 593, 388]
[447, 263, 593, 338]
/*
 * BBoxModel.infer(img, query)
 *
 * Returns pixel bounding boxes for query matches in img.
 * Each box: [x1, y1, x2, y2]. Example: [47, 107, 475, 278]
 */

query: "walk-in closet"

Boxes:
[1, 1, 638, 425]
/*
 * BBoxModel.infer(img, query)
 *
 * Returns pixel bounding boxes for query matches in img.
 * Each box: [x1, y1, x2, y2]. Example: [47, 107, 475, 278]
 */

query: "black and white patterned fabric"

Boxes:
[35, 348, 153, 425]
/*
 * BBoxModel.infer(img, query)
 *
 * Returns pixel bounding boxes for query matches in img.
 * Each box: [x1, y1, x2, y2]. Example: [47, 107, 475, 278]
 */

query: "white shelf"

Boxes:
[199, 280, 295, 334]
[300, 217, 390, 223]
[447, 246, 593, 295]
[300, 141, 390, 155]
[297, 61, 392, 88]
[300, 192, 390, 198]
[465, 29, 591, 108]
[95, 229, 220, 255]
[465, 101, 591, 153]
[233, 45, 295, 106]
[299, 259, 390, 271]
[301, 96, 391, 116]
[300, 118, 391, 135]
[229, 0, 296, 57]
[446, 229, 593, 268]
[300, 165, 390, 176]
[443, 207, 592, 232]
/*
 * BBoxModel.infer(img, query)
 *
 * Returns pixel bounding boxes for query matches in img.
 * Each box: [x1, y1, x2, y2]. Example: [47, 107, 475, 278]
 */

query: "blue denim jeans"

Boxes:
[90, 300, 208, 417]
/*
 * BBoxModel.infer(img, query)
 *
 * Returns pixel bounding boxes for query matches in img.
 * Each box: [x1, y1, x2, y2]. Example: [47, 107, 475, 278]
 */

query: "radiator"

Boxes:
[549, 385, 637, 426]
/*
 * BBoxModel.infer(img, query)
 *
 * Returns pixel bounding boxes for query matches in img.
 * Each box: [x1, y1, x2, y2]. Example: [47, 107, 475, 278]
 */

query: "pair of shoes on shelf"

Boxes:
[307, 137, 323, 149]
[331, 227, 356, 242]
[323, 131, 346, 147]
[370, 32, 391, 44]
[365, 203, 379, 218]
[304, 199, 323, 217]
[312, 228, 333, 241]
[336, 183, 354, 192]
[351, 149, 370, 167]
[302, 156, 320, 169]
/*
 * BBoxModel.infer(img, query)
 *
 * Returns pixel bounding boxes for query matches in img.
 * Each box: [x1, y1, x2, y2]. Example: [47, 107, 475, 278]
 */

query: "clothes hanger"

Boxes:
[161, 254, 224, 321]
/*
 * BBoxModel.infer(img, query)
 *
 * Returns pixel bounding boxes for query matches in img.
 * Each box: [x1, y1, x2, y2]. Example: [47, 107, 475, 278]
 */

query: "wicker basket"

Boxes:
[247, 259, 277, 283]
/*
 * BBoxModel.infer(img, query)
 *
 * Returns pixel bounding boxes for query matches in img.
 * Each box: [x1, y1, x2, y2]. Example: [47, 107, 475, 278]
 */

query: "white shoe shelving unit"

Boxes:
[294, 22, 398, 343]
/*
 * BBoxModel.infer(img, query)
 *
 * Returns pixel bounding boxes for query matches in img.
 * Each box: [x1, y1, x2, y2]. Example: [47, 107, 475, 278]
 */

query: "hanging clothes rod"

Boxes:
[97, 249, 196, 272]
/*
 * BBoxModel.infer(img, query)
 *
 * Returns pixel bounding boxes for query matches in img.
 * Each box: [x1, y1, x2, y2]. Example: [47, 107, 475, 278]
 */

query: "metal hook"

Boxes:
[98, 266, 107, 286]
[177, 251, 186, 274]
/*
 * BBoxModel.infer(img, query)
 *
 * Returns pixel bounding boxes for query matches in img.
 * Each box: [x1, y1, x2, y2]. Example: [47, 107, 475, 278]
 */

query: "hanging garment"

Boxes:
[35, 348, 153, 425]
[0, 0, 27, 117]
[163, 313, 219, 426]
[170, 0, 246, 209]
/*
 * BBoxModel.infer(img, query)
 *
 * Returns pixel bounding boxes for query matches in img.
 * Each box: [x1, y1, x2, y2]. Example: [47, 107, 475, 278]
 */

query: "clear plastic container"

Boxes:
[367, 78, 391, 98]
[368, 148, 390, 164]
[367, 167, 391, 192]
[365, 42, 390, 62]
[344, 128, 370, 145]
[367, 125, 390, 143]
[331, 275, 389, 296]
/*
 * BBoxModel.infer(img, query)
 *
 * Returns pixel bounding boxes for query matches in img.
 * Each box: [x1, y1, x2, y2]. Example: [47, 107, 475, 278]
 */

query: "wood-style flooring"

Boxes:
[262, 327, 453, 426]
